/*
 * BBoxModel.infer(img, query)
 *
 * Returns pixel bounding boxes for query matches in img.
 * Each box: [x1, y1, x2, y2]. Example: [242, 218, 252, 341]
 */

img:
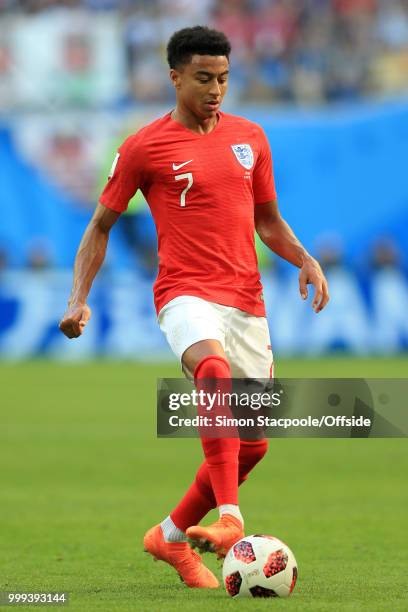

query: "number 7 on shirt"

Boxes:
[175, 172, 193, 207]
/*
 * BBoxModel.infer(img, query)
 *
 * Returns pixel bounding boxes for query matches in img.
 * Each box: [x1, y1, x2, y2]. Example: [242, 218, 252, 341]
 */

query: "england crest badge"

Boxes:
[231, 144, 254, 169]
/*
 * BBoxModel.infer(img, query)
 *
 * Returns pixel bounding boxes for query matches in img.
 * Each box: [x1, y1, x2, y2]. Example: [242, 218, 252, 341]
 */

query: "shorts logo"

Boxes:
[231, 144, 254, 169]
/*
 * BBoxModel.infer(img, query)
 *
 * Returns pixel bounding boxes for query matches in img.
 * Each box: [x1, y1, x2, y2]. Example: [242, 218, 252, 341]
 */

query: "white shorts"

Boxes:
[158, 295, 274, 380]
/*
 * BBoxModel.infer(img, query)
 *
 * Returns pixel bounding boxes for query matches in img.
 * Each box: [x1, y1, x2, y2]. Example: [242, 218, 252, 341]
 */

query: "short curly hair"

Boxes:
[167, 26, 231, 69]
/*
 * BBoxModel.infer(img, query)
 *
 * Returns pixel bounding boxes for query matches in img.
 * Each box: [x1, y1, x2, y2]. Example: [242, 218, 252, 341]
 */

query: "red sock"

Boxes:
[195, 355, 240, 506]
[238, 438, 269, 484]
[171, 438, 268, 531]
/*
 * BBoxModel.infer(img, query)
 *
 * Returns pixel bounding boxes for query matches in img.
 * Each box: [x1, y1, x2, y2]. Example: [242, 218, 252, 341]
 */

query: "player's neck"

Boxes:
[171, 106, 219, 135]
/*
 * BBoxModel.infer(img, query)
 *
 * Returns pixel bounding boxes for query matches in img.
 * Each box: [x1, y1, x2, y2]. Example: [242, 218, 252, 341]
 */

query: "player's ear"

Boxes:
[170, 69, 181, 89]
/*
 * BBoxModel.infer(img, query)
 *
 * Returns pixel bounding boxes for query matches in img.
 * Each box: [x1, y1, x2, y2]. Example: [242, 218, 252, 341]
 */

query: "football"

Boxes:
[222, 535, 298, 598]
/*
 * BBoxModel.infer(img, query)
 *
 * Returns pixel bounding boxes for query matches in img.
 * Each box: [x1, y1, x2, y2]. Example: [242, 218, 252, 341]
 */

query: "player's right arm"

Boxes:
[59, 204, 119, 339]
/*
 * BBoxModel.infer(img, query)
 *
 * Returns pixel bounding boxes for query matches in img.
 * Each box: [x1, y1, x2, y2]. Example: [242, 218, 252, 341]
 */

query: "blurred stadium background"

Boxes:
[0, 0, 407, 360]
[1, 4, 408, 610]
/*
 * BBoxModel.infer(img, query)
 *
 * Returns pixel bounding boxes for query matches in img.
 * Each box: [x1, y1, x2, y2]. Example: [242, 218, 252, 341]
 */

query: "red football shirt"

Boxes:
[99, 111, 277, 317]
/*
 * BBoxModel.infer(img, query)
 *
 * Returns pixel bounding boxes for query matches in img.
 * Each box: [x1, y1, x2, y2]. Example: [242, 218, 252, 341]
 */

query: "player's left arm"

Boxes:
[255, 199, 329, 313]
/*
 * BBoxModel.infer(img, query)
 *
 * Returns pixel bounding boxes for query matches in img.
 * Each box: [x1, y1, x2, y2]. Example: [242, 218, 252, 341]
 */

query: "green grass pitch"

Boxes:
[1, 357, 407, 611]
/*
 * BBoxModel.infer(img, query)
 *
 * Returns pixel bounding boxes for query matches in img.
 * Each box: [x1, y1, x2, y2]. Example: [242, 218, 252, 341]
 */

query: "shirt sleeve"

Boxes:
[99, 134, 144, 213]
[252, 127, 277, 205]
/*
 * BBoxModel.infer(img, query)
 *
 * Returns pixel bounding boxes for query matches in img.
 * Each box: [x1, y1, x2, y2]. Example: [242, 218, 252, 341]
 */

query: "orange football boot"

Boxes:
[143, 524, 219, 588]
[186, 514, 244, 558]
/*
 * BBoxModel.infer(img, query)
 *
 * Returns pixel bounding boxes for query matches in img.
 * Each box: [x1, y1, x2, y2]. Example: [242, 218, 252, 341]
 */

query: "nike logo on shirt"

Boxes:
[172, 159, 193, 170]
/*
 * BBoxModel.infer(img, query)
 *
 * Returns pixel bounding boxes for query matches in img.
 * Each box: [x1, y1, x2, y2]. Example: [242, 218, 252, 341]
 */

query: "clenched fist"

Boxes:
[59, 303, 91, 339]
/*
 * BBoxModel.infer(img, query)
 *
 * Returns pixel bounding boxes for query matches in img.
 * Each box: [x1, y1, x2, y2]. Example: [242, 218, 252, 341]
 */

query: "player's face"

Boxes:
[171, 55, 229, 119]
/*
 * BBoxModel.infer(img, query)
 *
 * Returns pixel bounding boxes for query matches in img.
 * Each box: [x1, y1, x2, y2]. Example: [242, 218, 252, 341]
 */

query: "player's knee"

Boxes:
[239, 438, 269, 466]
[194, 354, 231, 381]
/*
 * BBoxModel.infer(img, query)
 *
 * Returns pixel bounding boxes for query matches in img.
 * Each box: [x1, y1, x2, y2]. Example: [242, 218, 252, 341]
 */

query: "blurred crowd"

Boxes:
[122, 0, 408, 104]
[0, 0, 407, 279]
[0, 230, 405, 279]
[0, 0, 407, 106]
